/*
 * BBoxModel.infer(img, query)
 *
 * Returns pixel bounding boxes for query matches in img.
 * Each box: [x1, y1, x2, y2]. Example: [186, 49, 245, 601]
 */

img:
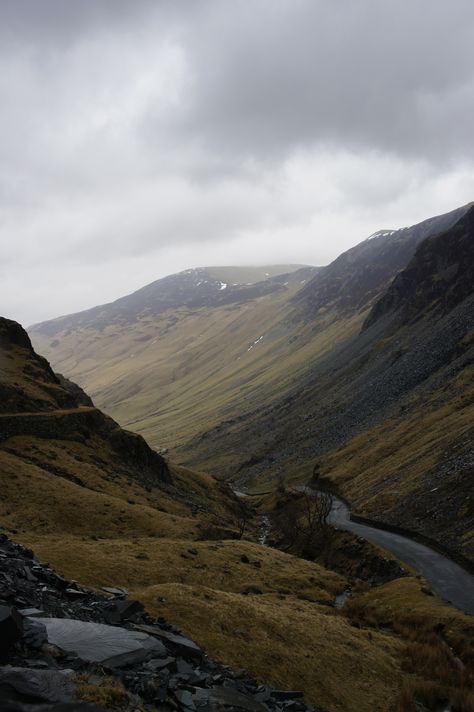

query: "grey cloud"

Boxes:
[173, 1, 474, 164]
[0, 1, 473, 325]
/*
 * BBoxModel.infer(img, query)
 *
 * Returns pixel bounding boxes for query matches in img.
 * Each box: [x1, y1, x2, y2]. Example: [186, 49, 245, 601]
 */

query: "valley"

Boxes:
[2, 203, 474, 712]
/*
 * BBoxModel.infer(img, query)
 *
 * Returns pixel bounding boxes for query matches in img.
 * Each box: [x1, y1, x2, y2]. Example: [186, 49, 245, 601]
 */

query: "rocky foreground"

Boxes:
[0, 534, 325, 712]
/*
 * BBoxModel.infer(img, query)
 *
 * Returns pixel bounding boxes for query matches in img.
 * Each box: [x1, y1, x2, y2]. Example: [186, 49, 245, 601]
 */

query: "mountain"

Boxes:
[5, 239, 474, 711]
[294, 202, 470, 317]
[180, 205, 474, 565]
[32, 264, 314, 335]
[29, 264, 321, 452]
[30, 205, 471, 463]
[27, 205, 474, 563]
[45, 200, 468, 571]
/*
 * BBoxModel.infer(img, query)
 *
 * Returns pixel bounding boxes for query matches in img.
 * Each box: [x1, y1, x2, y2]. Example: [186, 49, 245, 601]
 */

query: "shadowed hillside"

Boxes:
[180, 206, 474, 565]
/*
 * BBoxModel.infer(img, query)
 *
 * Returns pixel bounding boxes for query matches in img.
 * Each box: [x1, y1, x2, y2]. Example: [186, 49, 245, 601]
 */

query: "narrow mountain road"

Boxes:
[328, 496, 474, 616]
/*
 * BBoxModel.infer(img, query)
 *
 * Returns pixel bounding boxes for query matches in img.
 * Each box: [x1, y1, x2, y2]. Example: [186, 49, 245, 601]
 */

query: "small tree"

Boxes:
[276, 487, 334, 562]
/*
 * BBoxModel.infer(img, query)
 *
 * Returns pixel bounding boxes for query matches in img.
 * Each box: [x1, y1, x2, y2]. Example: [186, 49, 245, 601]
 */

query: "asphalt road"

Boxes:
[329, 497, 474, 616]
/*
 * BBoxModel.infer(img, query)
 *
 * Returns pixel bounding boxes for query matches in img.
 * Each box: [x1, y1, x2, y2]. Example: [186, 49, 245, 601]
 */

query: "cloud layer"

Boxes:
[1, 0, 474, 325]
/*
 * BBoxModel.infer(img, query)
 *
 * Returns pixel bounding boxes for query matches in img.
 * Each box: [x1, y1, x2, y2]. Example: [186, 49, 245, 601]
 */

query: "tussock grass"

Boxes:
[134, 582, 403, 712]
[75, 674, 129, 710]
[341, 577, 474, 712]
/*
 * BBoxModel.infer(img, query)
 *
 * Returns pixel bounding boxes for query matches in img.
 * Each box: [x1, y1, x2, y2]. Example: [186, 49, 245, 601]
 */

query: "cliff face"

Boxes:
[0, 317, 170, 486]
[363, 205, 474, 330]
[0, 317, 83, 413]
[295, 203, 470, 317]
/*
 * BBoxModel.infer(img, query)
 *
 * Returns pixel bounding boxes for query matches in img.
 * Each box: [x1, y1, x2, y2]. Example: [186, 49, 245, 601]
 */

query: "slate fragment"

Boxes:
[0, 606, 24, 659]
[36, 618, 166, 668]
[0, 666, 74, 703]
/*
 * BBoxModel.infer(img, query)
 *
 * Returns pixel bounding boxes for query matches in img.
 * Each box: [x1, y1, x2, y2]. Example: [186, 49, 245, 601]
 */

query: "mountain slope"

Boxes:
[182, 206, 474, 564]
[31, 264, 312, 335]
[27, 204, 474, 566]
[29, 208, 469, 458]
[295, 202, 470, 317]
[30, 265, 327, 451]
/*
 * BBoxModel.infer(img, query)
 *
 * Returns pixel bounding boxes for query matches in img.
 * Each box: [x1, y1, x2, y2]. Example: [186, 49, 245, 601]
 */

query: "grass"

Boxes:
[30, 288, 363, 459]
[75, 674, 130, 710]
[341, 577, 474, 711]
[134, 583, 403, 712]
[0, 429, 404, 712]
[4, 432, 474, 711]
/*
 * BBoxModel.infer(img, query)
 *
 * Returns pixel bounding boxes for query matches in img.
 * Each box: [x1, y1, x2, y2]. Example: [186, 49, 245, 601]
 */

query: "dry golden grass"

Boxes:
[3, 430, 473, 712]
[31, 295, 363, 456]
[0, 445, 199, 540]
[75, 674, 130, 709]
[134, 583, 403, 712]
[0, 430, 409, 712]
[19, 535, 344, 599]
[342, 577, 474, 711]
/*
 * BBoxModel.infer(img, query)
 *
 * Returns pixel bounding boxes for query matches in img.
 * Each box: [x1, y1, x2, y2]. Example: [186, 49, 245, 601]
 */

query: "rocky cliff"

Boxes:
[0, 316, 170, 486]
[364, 204, 474, 329]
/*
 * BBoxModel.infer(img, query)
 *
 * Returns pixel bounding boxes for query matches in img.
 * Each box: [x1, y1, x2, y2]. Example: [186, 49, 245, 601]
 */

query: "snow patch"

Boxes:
[247, 335, 264, 352]
[366, 229, 396, 241]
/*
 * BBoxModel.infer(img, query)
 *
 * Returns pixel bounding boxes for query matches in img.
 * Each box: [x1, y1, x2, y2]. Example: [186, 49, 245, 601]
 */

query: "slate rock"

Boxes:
[143, 656, 175, 671]
[102, 599, 144, 624]
[174, 689, 195, 709]
[273, 690, 305, 700]
[22, 619, 48, 649]
[36, 618, 166, 668]
[0, 606, 23, 658]
[0, 704, 106, 712]
[134, 624, 202, 660]
[200, 686, 267, 712]
[101, 587, 128, 597]
[0, 666, 74, 703]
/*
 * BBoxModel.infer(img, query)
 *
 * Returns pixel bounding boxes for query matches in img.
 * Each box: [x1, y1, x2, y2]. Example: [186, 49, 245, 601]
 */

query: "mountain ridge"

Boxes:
[30, 264, 316, 336]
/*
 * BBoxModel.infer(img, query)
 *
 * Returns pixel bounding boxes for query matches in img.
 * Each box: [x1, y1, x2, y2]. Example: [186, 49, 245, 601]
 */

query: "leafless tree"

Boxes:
[276, 487, 334, 562]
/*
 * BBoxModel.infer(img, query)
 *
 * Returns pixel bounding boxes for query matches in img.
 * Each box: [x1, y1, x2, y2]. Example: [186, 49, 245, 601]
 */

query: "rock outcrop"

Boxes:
[0, 317, 170, 486]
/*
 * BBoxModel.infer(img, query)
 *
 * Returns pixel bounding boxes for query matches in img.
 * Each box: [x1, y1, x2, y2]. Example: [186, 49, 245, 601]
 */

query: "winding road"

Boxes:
[328, 496, 474, 616]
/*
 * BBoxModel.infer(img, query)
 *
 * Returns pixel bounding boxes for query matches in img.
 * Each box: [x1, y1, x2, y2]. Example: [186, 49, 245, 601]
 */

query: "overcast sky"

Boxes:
[1, 0, 474, 326]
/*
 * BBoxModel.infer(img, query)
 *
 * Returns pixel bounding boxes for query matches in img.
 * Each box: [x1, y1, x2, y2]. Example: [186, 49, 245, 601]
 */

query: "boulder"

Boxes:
[35, 618, 166, 668]
[133, 624, 202, 660]
[0, 606, 23, 659]
[0, 666, 74, 703]
[0, 703, 106, 712]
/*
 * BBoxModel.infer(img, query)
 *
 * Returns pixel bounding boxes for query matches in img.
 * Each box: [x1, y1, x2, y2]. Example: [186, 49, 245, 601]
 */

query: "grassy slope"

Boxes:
[1, 433, 408, 712]
[31, 283, 362, 458]
[5, 439, 473, 712]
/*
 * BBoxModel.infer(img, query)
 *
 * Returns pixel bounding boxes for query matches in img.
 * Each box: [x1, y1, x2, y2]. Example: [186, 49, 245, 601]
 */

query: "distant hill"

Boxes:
[30, 264, 315, 335]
